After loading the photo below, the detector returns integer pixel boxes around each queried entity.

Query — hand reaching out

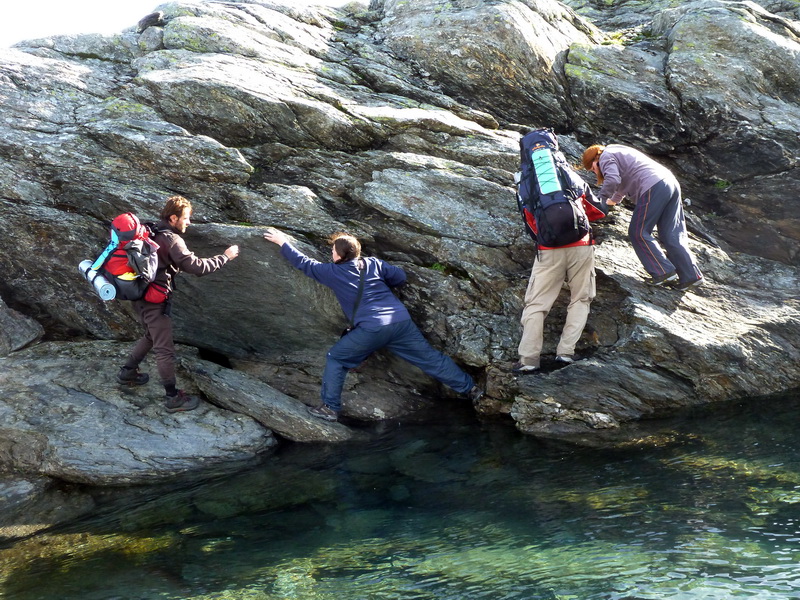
[263,227,288,246]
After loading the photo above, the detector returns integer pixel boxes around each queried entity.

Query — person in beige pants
[514,148,608,373]
[516,245,596,372]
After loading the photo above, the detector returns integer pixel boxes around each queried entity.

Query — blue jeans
[321,319,475,411]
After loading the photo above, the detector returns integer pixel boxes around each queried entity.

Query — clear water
[3,392,800,600]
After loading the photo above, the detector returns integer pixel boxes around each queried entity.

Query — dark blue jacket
[281,243,411,327]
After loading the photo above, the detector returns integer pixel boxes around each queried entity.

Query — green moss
[568,45,598,66]
[98,98,159,120]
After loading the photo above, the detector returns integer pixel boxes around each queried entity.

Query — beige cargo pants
[518,244,595,367]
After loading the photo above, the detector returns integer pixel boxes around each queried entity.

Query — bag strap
[91,230,120,270]
[347,258,366,329]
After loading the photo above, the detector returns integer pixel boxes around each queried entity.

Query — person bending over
[582,143,703,290]
[263,227,483,422]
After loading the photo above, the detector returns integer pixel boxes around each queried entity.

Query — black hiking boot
[673,276,704,291]
[164,390,200,413]
[643,271,678,286]
[117,366,149,386]
[467,385,485,402]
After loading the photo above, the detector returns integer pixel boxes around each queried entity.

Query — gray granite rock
[0,341,276,485]
[0,0,797,449]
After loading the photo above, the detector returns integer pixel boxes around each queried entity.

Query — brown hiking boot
[117,366,149,386]
[307,405,338,422]
[164,390,200,413]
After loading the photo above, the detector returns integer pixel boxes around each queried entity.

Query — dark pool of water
[3,392,800,599]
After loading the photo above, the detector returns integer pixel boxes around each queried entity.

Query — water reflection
[2,392,800,599]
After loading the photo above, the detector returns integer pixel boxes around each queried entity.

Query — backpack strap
[144,222,165,236]
[346,259,366,330]
[91,229,120,270]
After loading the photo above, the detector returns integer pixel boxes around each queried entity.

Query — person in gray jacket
[582,144,703,290]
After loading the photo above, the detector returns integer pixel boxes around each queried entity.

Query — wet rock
[0,477,95,540]
[185,357,361,442]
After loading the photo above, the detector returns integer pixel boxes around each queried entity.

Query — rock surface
[482,205,800,443]
[0,0,799,500]
[0,297,43,356]
[0,341,275,486]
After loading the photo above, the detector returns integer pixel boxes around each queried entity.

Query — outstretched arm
[168,235,236,276]
[263,227,289,246]
[263,227,336,285]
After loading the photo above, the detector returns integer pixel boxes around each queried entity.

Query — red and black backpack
[91,213,160,301]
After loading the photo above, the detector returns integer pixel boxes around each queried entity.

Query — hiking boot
[307,405,339,422]
[467,385,485,402]
[555,355,575,364]
[164,390,200,413]
[644,271,678,286]
[674,276,704,291]
[117,366,149,386]
[512,361,540,374]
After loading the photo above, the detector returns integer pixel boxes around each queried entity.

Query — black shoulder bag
[341,258,366,337]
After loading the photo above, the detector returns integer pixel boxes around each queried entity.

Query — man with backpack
[581,143,703,290]
[513,129,608,374]
[117,195,239,412]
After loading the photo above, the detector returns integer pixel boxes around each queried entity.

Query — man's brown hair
[328,232,361,263]
[160,195,192,221]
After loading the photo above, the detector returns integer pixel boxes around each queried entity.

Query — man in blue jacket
[263,228,483,421]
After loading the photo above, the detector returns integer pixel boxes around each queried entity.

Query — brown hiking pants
[126,300,176,388]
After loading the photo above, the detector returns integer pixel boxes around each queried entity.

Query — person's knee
[326,351,363,373]
[521,310,548,325]
[567,298,593,312]
[325,351,344,366]
[628,225,650,242]
[152,346,175,362]
[572,293,593,304]
[660,234,684,252]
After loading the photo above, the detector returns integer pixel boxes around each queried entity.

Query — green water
[3,392,800,599]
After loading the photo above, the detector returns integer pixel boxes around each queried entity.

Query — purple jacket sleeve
[280,242,337,285]
[379,261,407,288]
[598,153,624,203]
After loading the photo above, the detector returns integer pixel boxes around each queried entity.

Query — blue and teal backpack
[516,128,591,248]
